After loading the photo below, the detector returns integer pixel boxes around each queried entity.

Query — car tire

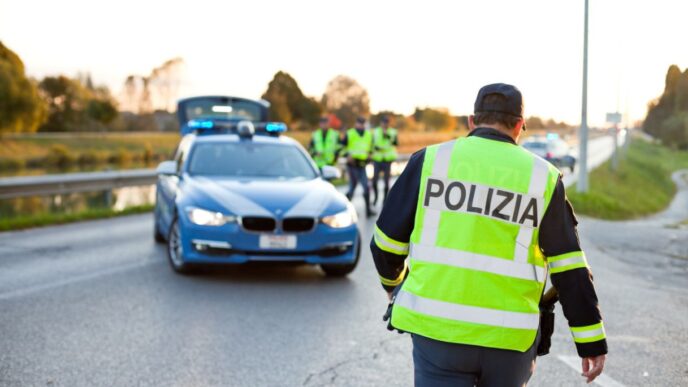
[166,217,196,275]
[154,219,166,243]
[321,235,361,277]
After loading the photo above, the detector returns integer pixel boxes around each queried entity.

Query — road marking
[0,260,157,301]
[557,355,627,387]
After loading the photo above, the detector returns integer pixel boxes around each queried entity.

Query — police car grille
[241,217,276,232]
[282,217,315,232]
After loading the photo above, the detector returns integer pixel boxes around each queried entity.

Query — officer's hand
[387,291,393,302]
[581,355,606,383]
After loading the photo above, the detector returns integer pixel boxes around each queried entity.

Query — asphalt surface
[2,135,686,386]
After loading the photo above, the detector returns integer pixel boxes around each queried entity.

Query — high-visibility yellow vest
[346,128,373,161]
[391,136,560,352]
[372,127,398,162]
[312,128,340,167]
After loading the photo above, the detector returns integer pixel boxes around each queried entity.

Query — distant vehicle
[154,96,360,276]
[521,135,576,172]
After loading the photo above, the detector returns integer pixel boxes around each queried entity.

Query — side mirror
[321,165,341,181]
[156,160,177,175]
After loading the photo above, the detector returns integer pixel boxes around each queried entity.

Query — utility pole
[577,0,590,193]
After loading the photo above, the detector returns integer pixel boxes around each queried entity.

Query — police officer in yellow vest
[372,116,398,205]
[371,84,607,386]
[342,116,376,217]
[308,116,341,169]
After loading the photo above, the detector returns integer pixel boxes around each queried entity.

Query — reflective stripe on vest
[347,129,373,160]
[391,136,559,352]
[372,127,398,162]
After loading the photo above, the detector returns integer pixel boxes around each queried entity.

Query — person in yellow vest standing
[371,116,398,206]
[308,116,341,169]
[371,84,607,386]
[342,116,376,217]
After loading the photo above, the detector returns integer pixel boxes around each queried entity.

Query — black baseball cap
[474,83,525,119]
[319,116,329,123]
[380,116,390,124]
[356,116,366,124]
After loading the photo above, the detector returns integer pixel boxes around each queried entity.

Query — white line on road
[0,260,157,301]
[557,355,627,387]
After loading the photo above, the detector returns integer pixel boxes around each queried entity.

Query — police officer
[370,83,607,386]
[342,116,376,217]
[371,116,398,205]
[309,116,341,169]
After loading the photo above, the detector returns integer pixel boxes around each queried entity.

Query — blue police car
[154,96,360,276]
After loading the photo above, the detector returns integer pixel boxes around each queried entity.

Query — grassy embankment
[0,205,153,232]
[0,132,181,175]
[568,138,688,220]
[1,131,459,176]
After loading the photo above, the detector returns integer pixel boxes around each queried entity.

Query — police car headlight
[186,207,236,226]
[322,204,357,228]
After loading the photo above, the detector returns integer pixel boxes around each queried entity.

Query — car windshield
[187,142,318,180]
[185,99,262,122]
[523,142,547,149]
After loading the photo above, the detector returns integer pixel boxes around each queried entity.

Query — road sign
[606,112,622,124]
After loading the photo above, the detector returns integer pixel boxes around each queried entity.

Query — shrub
[45,144,76,168]
[109,148,133,165]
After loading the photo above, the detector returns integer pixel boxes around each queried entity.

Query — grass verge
[568,139,688,219]
[0,205,153,232]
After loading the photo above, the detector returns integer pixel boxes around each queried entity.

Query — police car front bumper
[178,220,359,265]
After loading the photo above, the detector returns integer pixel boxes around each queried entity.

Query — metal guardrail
[0,154,412,200]
[0,170,158,200]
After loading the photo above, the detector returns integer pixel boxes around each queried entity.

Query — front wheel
[321,235,361,277]
[167,218,196,275]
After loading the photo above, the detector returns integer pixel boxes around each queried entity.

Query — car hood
[184,176,345,218]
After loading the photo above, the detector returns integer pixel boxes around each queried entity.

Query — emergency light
[183,118,288,137]
[187,119,214,129]
[265,122,287,133]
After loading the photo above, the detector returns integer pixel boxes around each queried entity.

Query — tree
[413,107,456,131]
[525,116,545,129]
[0,41,46,134]
[120,57,185,114]
[38,75,118,132]
[644,65,688,149]
[261,71,321,129]
[321,75,370,129]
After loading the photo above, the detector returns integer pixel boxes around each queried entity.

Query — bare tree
[321,75,370,129]
[119,57,185,114]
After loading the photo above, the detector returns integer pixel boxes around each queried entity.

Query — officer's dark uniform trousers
[412,331,540,387]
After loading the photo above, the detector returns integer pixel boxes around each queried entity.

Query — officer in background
[371,116,398,205]
[308,116,341,169]
[342,116,376,217]
[370,83,607,386]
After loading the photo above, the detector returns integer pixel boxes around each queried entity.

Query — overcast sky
[1,0,687,126]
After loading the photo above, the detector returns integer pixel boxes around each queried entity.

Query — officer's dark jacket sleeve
[369,149,425,292]
[540,177,608,358]
[307,138,315,154]
[339,133,349,156]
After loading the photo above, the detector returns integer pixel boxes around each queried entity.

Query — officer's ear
[512,118,526,140]
[468,115,476,130]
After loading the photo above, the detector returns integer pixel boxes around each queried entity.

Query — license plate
[259,234,297,249]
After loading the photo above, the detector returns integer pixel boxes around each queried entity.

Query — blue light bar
[187,119,214,129]
[546,133,559,140]
[265,122,287,133]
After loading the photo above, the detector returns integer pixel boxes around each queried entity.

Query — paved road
[4,135,685,386]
